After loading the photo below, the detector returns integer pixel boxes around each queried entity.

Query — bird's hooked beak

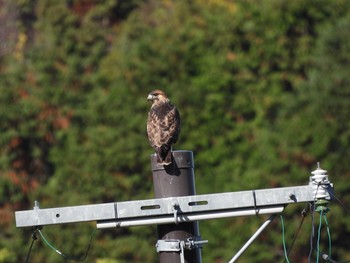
[147,94,155,101]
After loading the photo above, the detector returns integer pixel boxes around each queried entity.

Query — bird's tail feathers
[156,146,173,165]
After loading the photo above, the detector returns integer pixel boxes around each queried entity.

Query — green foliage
[1,0,350,262]
[274,12,350,261]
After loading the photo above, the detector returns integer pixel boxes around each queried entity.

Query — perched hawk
[147,90,180,165]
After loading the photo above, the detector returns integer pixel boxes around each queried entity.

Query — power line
[324,215,332,259]
[326,188,350,214]
[37,228,96,261]
[316,210,323,263]
[25,228,38,263]
[308,202,315,263]
[25,227,96,262]
[280,215,290,263]
[282,204,309,263]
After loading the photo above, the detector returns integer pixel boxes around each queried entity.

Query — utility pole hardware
[15,152,333,262]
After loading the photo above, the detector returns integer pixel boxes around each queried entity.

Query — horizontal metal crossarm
[15,184,323,228]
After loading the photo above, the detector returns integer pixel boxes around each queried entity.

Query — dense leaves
[1,0,349,262]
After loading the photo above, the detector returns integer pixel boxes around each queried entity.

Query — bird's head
[147,90,169,104]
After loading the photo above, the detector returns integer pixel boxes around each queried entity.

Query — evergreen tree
[0,0,349,262]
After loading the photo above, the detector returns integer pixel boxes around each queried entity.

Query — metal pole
[228,215,276,263]
[151,150,202,263]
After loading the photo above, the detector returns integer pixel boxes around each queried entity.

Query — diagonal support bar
[228,215,277,263]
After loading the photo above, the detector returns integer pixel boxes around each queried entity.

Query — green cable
[37,228,96,261]
[323,215,332,259]
[316,210,323,263]
[38,230,64,257]
[280,215,290,263]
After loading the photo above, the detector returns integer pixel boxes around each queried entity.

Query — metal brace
[156,236,208,263]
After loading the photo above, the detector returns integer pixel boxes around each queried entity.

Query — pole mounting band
[156,239,181,252]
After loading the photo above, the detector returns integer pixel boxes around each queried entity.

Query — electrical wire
[25,239,36,263]
[307,177,350,263]
[316,210,323,263]
[282,204,309,263]
[323,215,332,259]
[307,180,323,263]
[320,182,350,263]
[325,188,350,214]
[37,228,96,261]
[25,228,38,263]
[308,196,317,263]
[319,215,336,263]
[280,215,290,263]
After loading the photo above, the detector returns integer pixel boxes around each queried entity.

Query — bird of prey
[147,90,180,165]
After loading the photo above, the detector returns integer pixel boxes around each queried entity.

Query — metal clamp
[156,239,185,263]
[184,236,208,250]
[156,237,208,263]
[172,201,180,225]
[156,239,181,252]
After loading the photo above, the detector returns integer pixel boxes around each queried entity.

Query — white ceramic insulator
[310,167,330,199]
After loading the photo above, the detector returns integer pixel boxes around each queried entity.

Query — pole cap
[151,150,194,172]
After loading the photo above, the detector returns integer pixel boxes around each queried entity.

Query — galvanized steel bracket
[156,239,181,252]
[156,237,208,263]
[156,236,207,253]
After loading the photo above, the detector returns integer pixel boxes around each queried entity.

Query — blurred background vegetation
[1,0,350,262]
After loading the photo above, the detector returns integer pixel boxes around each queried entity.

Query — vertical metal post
[151,150,202,263]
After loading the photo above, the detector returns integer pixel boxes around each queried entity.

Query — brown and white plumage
[147,90,180,165]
